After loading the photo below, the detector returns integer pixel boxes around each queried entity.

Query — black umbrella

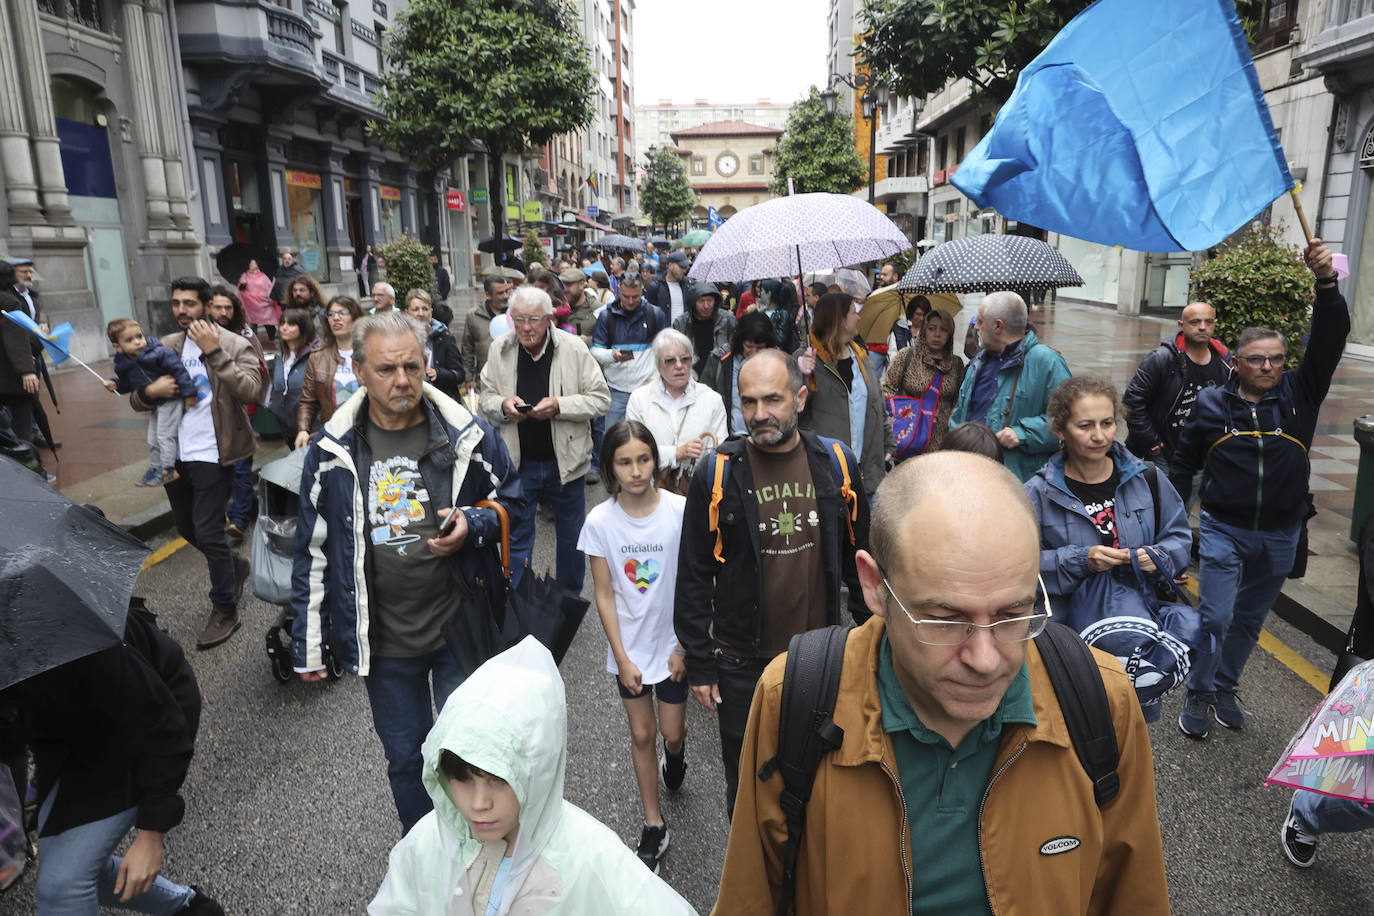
[598,233,646,253]
[477,235,524,254]
[647,235,671,246]
[441,501,589,677]
[215,242,277,285]
[0,456,151,690]
[897,234,1084,296]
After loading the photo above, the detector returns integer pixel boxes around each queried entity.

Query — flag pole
[1289,187,1314,243]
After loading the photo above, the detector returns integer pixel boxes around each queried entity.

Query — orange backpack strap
[708,451,730,564]
[827,440,858,544]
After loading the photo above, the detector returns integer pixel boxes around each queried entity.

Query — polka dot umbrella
[897,234,1084,296]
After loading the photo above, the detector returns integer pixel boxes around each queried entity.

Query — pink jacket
[238,269,277,325]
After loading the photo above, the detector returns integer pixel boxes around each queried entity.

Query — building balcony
[1298,2,1374,84]
[178,0,326,107]
[321,50,383,116]
[854,175,929,206]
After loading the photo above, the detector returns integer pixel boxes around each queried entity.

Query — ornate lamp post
[820,72,889,205]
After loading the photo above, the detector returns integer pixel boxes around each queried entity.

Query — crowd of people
[0,230,1357,914]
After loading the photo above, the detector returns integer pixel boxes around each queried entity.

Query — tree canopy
[768,88,867,196]
[372,0,596,234]
[641,149,695,231]
[857,0,1090,103]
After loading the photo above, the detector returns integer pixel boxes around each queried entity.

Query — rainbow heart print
[624,557,661,594]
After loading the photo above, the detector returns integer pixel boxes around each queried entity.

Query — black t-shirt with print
[1167,353,1229,442]
[1066,467,1121,548]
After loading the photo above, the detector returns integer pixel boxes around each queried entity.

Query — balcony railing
[1329,0,1374,27]
[351,18,378,44]
[266,7,314,56]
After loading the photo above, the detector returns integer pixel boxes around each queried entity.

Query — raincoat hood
[422,637,567,888]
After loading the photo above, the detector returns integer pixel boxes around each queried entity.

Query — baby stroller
[252,449,343,683]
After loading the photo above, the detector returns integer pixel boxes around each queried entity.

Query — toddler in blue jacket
[102,317,198,487]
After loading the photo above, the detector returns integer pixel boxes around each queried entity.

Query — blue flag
[707,206,723,230]
[3,309,73,364]
[952,0,1293,252]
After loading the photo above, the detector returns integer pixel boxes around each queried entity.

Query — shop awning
[575,214,615,232]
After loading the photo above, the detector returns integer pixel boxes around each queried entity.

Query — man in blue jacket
[949,291,1072,482]
[1172,238,1350,740]
[291,312,525,833]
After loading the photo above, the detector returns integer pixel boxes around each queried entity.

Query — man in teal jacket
[950,291,1072,481]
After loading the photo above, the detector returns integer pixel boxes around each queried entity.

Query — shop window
[285,170,329,280]
[379,185,402,241]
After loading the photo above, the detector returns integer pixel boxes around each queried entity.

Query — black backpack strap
[1034,622,1120,807]
[1144,464,1161,531]
[756,625,848,916]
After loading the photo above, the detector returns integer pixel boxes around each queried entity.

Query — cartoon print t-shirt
[577,491,685,684]
[177,337,219,464]
[333,349,358,407]
[748,438,828,656]
[1067,469,1121,548]
[364,415,460,658]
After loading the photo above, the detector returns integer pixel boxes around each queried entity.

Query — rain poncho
[368,637,698,916]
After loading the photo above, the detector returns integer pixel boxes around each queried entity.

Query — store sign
[523,200,542,222]
[471,187,490,204]
[380,185,402,201]
[932,169,946,187]
[587,204,599,218]
[506,204,521,221]
[539,236,553,252]
[446,189,466,211]
[286,170,321,189]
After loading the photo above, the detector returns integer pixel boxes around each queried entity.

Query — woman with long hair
[269,308,319,446]
[295,295,365,448]
[881,308,965,456]
[402,288,464,399]
[701,310,778,436]
[796,292,893,495]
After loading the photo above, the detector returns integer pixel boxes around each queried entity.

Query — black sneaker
[1281,795,1317,868]
[661,738,686,793]
[635,822,670,874]
[1178,690,1212,739]
[181,886,227,915]
[1214,689,1246,730]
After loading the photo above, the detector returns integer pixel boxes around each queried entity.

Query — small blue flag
[3,309,73,364]
[952,0,1293,252]
[707,206,723,230]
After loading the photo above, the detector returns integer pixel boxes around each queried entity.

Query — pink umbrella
[1267,660,1374,802]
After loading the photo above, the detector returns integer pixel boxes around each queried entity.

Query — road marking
[142,537,188,570]
[1173,576,1327,693]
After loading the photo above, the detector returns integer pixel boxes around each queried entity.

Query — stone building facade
[668,120,782,224]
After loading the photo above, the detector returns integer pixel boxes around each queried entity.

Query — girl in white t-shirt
[576,420,687,875]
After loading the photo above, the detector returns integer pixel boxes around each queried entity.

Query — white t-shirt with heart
[577,491,685,684]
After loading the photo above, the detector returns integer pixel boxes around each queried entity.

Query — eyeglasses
[510,315,546,326]
[326,310,352,320]
[1239,354,1284,367]
[881,574,1053,646]
[661,356,691,367]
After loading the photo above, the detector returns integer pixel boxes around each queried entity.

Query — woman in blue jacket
[268,308,319,447]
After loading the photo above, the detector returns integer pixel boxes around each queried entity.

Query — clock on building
[716,153,739,177]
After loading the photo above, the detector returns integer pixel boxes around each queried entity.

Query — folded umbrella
[687,193,910,283]
[0,456,150,690]
[1267,659,1374,803]
[897,234,1083,297]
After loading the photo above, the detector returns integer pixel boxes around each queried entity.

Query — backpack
[758,621,1119,916]
[706,435,859,564]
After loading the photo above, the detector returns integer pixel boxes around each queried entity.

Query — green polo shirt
[876,633,1037,915]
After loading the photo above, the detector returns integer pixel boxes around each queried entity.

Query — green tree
[377,235,434,303]
[640,149,694,233]
[372,0,596,238]
[1190,225,1313,366]
[769,88,868,196]
[857,0,1091,103]
[522,228,548,267]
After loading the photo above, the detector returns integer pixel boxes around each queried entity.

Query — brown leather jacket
[296,343,347,435]
[129,327,260,466]
[715,616,1170,916]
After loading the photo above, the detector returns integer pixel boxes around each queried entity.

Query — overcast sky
[633,0,831,107]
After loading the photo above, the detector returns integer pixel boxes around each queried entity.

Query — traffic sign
[587,205,599,218]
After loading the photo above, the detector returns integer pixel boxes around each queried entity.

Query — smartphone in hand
[515,403,534,414]
[437,504,463,538]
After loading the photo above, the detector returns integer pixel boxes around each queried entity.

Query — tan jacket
[296,343,346,435]
[477,330,610,484]
[130,327,259,466]
[715,616,1170,916]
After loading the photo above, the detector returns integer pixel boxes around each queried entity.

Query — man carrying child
[104,318,198,487]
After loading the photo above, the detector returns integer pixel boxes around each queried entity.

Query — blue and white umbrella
[687,193,910,283]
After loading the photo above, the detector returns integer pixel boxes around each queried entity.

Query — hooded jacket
[1168,282,1350,530]
[290,385,524,676]
[269,337,321,438]
[425,316,466,399]
[1122,333,1231,458]
[950,328,1073,482]
[880,312,965,453]
[368,637,698,915]
[795,334,895,495]
[714,616,1170,916]
[1025,443,1192,599]
[671,282,735,374]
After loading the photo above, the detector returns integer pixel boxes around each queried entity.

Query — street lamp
[823,71,887,205]
[644,145,661,235]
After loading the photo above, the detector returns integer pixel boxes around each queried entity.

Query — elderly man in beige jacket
[478,285,609,592]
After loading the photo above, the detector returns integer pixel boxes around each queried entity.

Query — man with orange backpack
[674,349,870,816]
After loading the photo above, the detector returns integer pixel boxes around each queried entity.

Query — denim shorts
[615,674,689,703]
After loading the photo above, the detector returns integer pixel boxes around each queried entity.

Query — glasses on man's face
[511,315,545,327]
[326,310,352,320]
[881,574,1052,646]
[1239,354,1284,368]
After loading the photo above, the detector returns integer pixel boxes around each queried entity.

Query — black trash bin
[1353,415,1374,542]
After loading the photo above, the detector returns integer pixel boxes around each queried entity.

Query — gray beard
[748,411,798,447]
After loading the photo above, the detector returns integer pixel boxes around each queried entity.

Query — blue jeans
[35,785,194,915]
[606,386,632,430]
[364,648,466,834]
[227,455,257,526]
[511,459,586,594]
[1187,511,1301,694]
[590,414,606,473]
[1294,789,1374,836]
